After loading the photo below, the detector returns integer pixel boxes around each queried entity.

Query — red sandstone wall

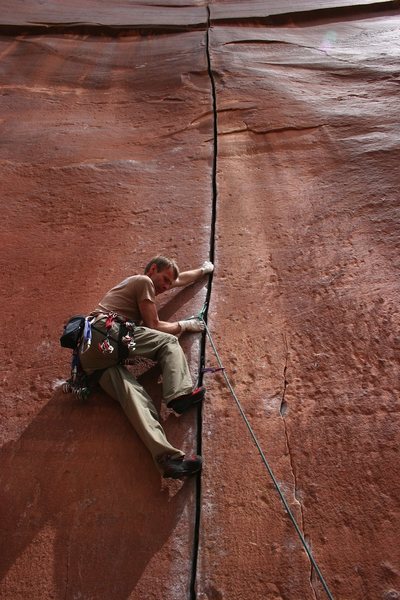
[0,24,213,600]
[1,2,399,599]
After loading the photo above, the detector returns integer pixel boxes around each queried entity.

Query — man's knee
[163,332,179,344]
[135,326,177,345]
[148,329,179,348]
[151,329,177,344]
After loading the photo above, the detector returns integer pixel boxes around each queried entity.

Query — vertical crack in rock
[279,334,289,419]
[64,533,71,600]
[279,335,303,513]
[190,5,218,599]
[280,334,318,599]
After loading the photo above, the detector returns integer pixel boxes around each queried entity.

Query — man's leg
[131,327,194,402]
[98,365,184,471]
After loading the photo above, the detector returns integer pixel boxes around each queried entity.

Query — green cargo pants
[79,320,194,470]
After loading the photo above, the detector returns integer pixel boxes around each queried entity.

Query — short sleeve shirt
[94,275,155,323]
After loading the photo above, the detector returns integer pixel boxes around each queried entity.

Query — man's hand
[201,260,214,275]
[173,261,214,288]
[179,318,205,333]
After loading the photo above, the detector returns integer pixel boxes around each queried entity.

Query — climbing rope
[198,313,335,600]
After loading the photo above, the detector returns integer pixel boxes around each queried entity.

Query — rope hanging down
[198,314,335,600]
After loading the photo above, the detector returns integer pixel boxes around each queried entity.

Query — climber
[78,256,214,479]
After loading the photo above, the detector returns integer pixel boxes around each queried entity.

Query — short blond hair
[144,256,179,280]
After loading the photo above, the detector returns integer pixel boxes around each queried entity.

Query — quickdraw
[80,317,93,353]
[98,313,135,355]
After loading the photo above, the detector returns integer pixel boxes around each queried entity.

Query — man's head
[144,256,179,295]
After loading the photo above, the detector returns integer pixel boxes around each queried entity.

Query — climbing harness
[198,311,335,600]
[60,312,136,401]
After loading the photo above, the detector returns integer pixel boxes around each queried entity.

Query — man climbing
[78,256,214,479]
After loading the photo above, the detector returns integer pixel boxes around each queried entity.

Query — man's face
[147,264,175,295]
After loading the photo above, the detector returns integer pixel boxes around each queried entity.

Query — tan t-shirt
[94,275,155,323]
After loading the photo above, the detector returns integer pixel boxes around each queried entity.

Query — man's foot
[167,386,206,414]
[158,454,203,479]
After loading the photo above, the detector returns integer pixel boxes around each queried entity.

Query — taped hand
[179,318,205,333]
[201,260,214,275]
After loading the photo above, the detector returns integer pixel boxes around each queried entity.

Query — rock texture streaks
[198,8,400,600]
[0,25,213,600]
[1,1,400,600]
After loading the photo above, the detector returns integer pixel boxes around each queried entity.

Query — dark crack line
[189,6,218,600]
[280,348,300,517]
[217,124,328,137]
[189,11,336,598]
[280,334,319,600]
[279,333,289,418]
[0,23,207,36]
[212,1,399,28]
[64,533,71,600]
[2,0,397,38]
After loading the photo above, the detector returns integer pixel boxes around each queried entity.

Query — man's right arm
[139,299,205,335]
[139,299,182,335]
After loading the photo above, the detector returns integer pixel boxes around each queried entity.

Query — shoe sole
[163,469,202,480]
[168,387,206,414]
[163,467,202,479]
[163,460,203,479]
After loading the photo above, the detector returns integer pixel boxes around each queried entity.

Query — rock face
[199,12,400,600]
[1,2,399,600]
[0,25,213,600]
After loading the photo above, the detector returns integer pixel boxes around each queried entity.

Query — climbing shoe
[158,454,203,479]
[167,386,206,414]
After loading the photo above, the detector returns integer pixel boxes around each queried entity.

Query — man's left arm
[172,261,214,288]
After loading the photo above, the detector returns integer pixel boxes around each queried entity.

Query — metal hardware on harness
[80,317,93,354]
[98,338,114,354]
[92,313,136,357]
[122,334,136,351]
[98,312,118,355]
